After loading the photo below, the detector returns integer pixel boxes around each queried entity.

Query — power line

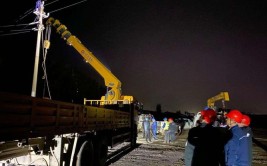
[0,30,32,37]
[0,23,34,28]
[1,0,86,29]
[45,0,60,7]
[0,22,36,37]
[10,28,33,32]
[16,7,35,23]
[49,0,87,14]
[15,0,59,23]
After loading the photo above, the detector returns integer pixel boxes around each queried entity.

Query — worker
[163,117,170,143]
[161,117,168,135]
[168,118,178,143]
[224,109,250,166]
[184,109,229,166]
[143,116,152,143]
[151,117,158,140]
[238,114,253,166]
[141,115,146,138]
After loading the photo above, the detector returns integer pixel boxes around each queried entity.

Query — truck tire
[76,140,94,166]
[93,138,108,166]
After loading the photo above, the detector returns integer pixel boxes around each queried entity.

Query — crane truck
[0,17,140,166]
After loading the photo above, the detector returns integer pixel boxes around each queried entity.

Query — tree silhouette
[156,104,162,114]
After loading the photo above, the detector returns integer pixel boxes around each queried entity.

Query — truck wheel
[94,138,108,166]
[76,140,94,166]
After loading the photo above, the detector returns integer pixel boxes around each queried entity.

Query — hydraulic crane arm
[207,92,230,109]
[193,92,230,127]
[46,17,122,101]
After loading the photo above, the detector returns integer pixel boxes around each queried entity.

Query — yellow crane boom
[46,17,133,104]
[207,92,230,109]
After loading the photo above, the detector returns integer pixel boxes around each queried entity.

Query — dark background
[0,0,267,114]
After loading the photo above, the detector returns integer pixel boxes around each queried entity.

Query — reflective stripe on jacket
[163,121,170,130]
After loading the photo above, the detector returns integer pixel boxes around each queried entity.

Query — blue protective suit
[151,119,157,139]
[143,118,151,142]
[224,125,250,166]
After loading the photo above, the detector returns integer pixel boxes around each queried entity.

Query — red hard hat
[168,118,173,122]
[241,114,251,126]
[226,109,243,123]
[202,109,217,124]
[200,110,206,116]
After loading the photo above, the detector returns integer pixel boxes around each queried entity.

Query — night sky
[0,0,267,114]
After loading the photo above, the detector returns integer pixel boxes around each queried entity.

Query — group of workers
[141,109,252,165]
[162,117,178,143]
[142,114,178,143]
[142,115,178,144]
[142,114,158,143]
[184,109,253,166]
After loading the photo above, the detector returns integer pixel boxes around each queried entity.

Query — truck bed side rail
[0,92,131,141]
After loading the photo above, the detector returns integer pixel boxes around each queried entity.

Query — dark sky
[0,0,267,114]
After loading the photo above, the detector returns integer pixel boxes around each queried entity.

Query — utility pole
[31,0,49,97]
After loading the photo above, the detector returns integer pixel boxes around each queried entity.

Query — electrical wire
[0,19,37,37]
[41,24,52,99]
[1,0,86,34]
[50,146,60,166]
[15,0,54,23]
[15,0,58,24]
[29,157,49,166]
[16,7,35,23]
[48,0,87,14]
[45,0,60,7]
[0,23,33,28]
[10,28,34,32]
[0,30,32,36]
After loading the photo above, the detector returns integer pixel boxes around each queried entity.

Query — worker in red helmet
[238,114,253,166]
[224,109,250,166]
[164,118,175,143]
[240,114,251,126]
[168,118,178,143]
[184,109,228,166]
[202,109,217,124]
